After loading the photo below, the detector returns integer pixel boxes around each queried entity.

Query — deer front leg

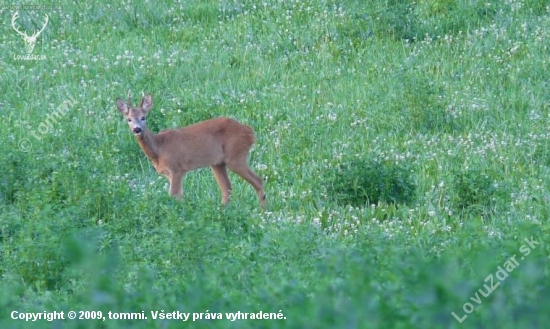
[168,172,184,200]
[227,161,266,209]
[211,164,232,205]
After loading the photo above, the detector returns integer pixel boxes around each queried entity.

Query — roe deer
[116,93,266,209]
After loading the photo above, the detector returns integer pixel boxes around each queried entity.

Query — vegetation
[1,0,549,328]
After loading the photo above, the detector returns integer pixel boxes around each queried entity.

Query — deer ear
[140,94,153,112]
[116,99,129,115]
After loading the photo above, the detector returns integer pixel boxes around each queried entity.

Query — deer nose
[133,127,142,134]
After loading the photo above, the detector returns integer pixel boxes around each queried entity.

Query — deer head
[12,11,49,54]
[117,93,153,136]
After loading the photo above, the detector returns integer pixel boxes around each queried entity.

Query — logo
[11,11,48,56]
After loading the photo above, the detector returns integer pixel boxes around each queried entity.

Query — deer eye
[141,117,146,121]
[127,118,132,122]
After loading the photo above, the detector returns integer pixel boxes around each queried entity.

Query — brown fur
[116,94,266,209]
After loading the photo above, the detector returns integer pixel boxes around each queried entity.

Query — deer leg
[168,172,184,200]
[227,161,266,209]
[211,164,232,204]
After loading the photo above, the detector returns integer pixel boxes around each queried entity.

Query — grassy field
[1,0,549,328]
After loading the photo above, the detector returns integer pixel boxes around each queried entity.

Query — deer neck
[135,127,160,161]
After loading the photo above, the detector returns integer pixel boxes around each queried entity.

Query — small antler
[31,14,49,38]
[126,90,132,106]
[11,11,27,37]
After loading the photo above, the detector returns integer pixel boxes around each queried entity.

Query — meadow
[1,0,549,328]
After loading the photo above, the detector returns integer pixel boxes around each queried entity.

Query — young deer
[116,94,266,209]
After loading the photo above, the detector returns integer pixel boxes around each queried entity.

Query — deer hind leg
[211,164,232,204]
[168,172,185,200]
[227,159,266,209]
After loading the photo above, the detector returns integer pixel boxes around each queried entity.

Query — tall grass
[1,0,549,328]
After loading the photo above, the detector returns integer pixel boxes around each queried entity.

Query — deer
[11,11,49,54]
[116,93,266,209]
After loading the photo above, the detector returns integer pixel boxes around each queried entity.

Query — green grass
[1,0,550,328]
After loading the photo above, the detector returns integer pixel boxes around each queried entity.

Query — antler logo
[11,11,49,54]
